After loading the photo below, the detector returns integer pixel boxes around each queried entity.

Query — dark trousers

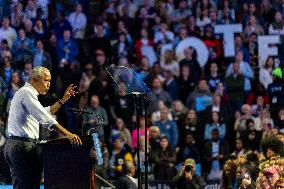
[4,139,41,189]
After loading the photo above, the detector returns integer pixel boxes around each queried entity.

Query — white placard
[258,35,280,67]
[214,24,243,57]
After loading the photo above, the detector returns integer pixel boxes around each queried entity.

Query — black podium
[40,136,94,189]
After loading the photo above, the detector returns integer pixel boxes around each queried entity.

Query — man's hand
[61,84,78,103]
[66,132,82,147]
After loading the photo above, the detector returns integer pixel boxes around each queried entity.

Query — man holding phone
[173,158,204,189]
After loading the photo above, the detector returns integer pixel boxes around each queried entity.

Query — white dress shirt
[7,83,58,139]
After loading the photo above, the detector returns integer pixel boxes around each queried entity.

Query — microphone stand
[131,92,148,189]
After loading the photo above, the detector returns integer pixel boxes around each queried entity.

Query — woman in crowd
[160,49,179,77]
[259,56,275,89]
[110,118,132,147]
[151,135,177,180]
[204,111,226,141]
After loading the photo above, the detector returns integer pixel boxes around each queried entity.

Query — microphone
[67,108,93,114]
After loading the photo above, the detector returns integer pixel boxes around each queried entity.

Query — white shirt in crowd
[7,83,58,139]
[0,26,17,48]
[68,12,87,39]
[259,67,273,89]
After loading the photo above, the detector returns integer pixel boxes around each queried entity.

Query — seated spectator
[23,19,36,42]
[173,27,188,49]
[203,129,230,181]
[109,82,134,126]
[0,55,13,85]
[259,109,274,133]
[89,23,112,58]
[179,47,202,82]
[24,0,37,20]
[108,134,134,179]
[88,70,113,108]
[234,35,250,63]
[112,33,133,62]
[155,107,178,148]
[153,23,174,46]
[218,7,235,24]
[33,40,52,69]
[0,39,10,60]
[149,126,160,152]
[259,56,275,89]
[20,60,32,83]
[171,100,187,129]
[274,108,284,131]
[268,11,284,36]
[176,64,196,104]
[0,16,17,48]
[250,95,269,117]
[224,62,245,113]
[203,26,222,62]
[180,109,203,147]
[221,159,238,189]
[12,28,35,69]
[164,69,178,100]
[196,8,211,28]
[240,119,262,152]
[134,136,150,177]
[203,94,228,123]
[131,118,149,149]
[82,95,109,139]
[78,63,96,96]
[177,133,201,173]
[111,118,132,147]
[234,104,262,136]
[11,2,25,28]
[6,71,22,114]
[33,20,46,41]
[226,51,253,93]
[56,29,79,66]
[148,77,172,114]
[204,111,226,141]
[67,4,87,40]
[267,68,284,120]
[151,135,177,180]
[173,158,204,189]
[160,50,179,77]
[186,80,212,112]
[205,62,222,93]
[134,29,154,63]
[51,11,72,39]
[230,138,248,158]
[243,15,264,38]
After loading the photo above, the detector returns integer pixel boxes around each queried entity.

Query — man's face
[34,71,51,95]
[91,96,99,108]
[198,80,207,91]
[160,109,168,121]
[152,78,161,89]
[63,30,71,40]
[2,18,9,29]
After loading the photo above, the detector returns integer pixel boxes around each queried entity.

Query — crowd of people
[0,0,284,188]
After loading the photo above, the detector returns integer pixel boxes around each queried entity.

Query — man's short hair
[28,66,49,82]
[124,161,134,174]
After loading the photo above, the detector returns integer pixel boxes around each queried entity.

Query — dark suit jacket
[116,175,138,189]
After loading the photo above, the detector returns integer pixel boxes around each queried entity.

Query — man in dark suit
[116,161,138,189]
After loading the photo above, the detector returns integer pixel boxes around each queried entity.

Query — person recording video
[173,158,204,189]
